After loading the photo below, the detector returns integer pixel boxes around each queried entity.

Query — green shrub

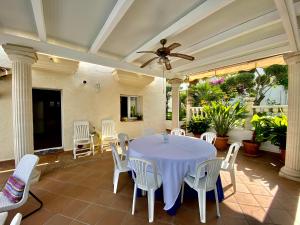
[187,115,210,134]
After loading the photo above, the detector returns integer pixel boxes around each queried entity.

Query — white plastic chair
[221,142,241,192]
[0,212,7,225]
[129,157,162,223]
[10,213,22,225]
[118,133,130,160]
[143,128,156,136]
[101,120,118,153]
[110,143,130,194]
[73,121,94,159]
[181,158,223,223]
[200,132,217,144]
[0,212,22,225]
[0,155,41,219]
[170,128,185,136]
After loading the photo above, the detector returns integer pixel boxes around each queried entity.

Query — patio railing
[251,105,288,115]
[190,107,205,117]
[189,105,288,119]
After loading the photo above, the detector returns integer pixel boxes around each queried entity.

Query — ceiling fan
[137,39,195,70]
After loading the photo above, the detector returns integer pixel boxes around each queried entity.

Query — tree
[189,82,224,106]
[253,64,288,105]
[219,64,288,105]
[220,72,255,98]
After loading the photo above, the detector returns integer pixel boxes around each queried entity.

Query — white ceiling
[0,0,299,77]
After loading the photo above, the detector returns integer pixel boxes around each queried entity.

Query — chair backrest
[102,120,116,137]
[224,142,241,170]
[13,154,39,204]
[110,143,124,170]
[143,128,155,136]
[170,128,185,136]
[74,121,90,141]
[200,132,217,144]
[10,213,22,225]
[194,158,223,190]
[129,157,158,190]
[118,133,129,155]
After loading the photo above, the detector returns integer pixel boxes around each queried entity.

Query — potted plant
[204,101,248,150]
[136,114,143,121]
[259,115,287,161]
[187,115,210,138]
[242,114,268,156]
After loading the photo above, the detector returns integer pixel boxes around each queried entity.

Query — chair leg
[132,184,137,215]
[22,191,43,220]
[113,170,120,194]
[230,169,236,192]
[198,190,206,223]
[181,182,185,203]
[91,144,95,156]
[202,190,206,223]
[214,186,220,218]
[148,190,155,223]
[73,148,76,159]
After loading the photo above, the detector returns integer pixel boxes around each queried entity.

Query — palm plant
[203,101,248,137]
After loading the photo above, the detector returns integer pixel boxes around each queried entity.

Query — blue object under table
[131,172,224,216]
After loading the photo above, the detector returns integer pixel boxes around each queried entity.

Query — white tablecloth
[128,134,216,210]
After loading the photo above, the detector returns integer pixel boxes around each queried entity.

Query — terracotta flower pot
[280,148,286,163]
[214,136,229,151]
[242,140,261,157]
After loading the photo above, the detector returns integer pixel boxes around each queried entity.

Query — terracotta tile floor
[1,149,300,225]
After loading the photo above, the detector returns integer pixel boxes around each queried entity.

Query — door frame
[32,87,64,152]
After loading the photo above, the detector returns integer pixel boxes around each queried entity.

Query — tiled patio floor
[1,149,300,225]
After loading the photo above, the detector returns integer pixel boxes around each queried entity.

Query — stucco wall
[0,63,165,161]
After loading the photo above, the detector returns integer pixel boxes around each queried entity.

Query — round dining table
[128,134,218,211]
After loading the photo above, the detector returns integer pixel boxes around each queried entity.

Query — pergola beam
[171,10,281,62]
[89,0,134,53]
[186,45,290,75]
[0,32,162,77]
[274,0,300,51]
[30,0,47,42]
[124,0,235,62]
[173,34,288,72]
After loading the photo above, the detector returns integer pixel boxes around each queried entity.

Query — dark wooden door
[32,89,62,150]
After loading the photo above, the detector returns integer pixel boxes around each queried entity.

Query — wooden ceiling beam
[124,0,235,62]
[30,0,47,42]
[89,0,134,53]
[274,0,300,51]
[0,32,162,77]
[173,34,288,72]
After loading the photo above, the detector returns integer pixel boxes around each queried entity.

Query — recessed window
[120,95,143,121]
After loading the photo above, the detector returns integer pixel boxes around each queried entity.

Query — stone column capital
[2,43,37,64]
[283,51,300,65]
[168,78,183,88]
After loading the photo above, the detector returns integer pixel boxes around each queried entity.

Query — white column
[279,52,300,182]
[3,44,37,165]
[186,92,193,123]
[168,78,182,129]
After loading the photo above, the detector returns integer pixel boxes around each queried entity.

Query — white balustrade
[190,107,205,117]
[251,105,288,115]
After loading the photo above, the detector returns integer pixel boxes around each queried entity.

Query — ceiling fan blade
[140,57,159,68]
[137,51,156,54]
[167,43,181,51]
[169,53,195,61]
[165,59,172,70]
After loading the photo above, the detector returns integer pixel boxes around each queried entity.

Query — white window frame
[120,95,142,120]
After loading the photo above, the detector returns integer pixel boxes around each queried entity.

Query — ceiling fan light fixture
[137,39,194,70]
